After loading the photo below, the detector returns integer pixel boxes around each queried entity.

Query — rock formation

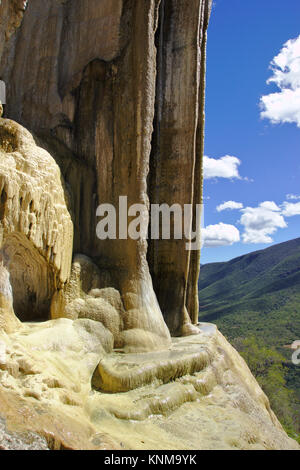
[148,0,210,335]
[0,249,21,334]
[0,118,73,321]
[0,0,27,60]
[0,0,298,451]
[0,0,211,345]
[0,320,298,450]
[0,416,49,450]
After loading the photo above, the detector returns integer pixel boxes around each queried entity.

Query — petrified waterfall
[0,0,298,451]
[0,0,212,349]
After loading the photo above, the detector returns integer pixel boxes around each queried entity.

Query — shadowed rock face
[149,0,210,334]
[0,0,212,346]
[0,0,27,59]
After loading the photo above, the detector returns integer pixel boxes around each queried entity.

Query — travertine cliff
[0,119,73,321]
[0,0,211,344]
[0,0,298,451]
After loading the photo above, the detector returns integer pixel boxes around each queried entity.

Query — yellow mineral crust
[0,321,298,450]
[0,119,73,322]
[93,341,211,393]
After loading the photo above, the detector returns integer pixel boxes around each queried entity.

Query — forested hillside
[199,238,300,440]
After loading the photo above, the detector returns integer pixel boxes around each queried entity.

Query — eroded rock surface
[51,254,125,349]
[0,0,212,341]
[0,416,49,450]
[0,0,27,59]
[148,0,211,334]
[0,257,21,334]
[0,322,298,450]
[0,318,121,450]
[0,119,73,321]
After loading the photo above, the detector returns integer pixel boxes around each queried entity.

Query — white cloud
[286,194,300,200]
[242,229,276,245]
[259,201,281,212]
[203,155,241,180]
[267,36,300,89]
[202,223,240,247]
[216,201,244,212]
[240,202,287,244]
[282,201,300,217]
[260,89,300,126]
[260,35,300,127]
[203,197,300,247]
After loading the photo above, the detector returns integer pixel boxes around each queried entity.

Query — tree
[233,337,299,440]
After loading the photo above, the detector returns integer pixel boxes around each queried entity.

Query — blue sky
[202,0,300,264]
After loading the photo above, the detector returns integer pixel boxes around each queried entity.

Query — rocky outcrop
[0,255,20,334]
[0,118,73,321]
[0,416,49,450]
[0,0,212,343]
[148,0,210,334]
[51,254,125,350]
[0,321,298,450]
[0,318,121,450]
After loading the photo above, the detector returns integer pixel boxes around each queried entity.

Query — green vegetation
[199,238,300,440]
[232,337,299,441]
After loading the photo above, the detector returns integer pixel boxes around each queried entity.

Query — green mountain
[199,237,300,347]
[198,238,300,439]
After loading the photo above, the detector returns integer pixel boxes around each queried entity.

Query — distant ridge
[199,238,300,437]
[199,237,300,344]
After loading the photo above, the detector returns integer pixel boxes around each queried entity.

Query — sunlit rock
[0,251,20,333]
[0,119,73,321]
